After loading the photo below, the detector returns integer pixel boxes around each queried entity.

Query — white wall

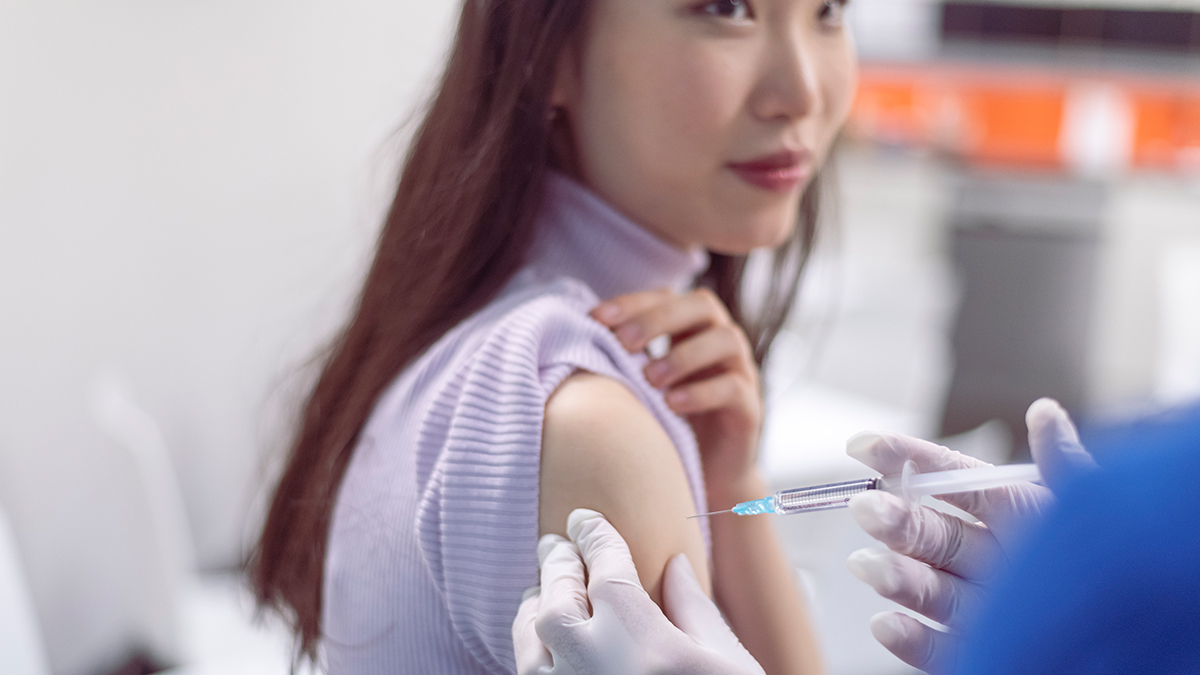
[0,2,456,673]
[848,0,942,61]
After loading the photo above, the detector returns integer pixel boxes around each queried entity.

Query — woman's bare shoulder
[539,371,710,604]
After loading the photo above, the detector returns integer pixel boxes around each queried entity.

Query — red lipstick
[727,150,812,193]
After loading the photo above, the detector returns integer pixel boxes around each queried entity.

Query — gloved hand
[513,508,765,675]
[844,398,1096,674]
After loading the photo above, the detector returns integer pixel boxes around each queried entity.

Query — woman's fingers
[644,324,751,389]
[593,289,758,416]
[664,372,757,416]
[594,289,730,353]
[591,289,675,328]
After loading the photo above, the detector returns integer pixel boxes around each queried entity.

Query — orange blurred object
[1131,90,1200,170]
[959,85,1064,168]
[851,63,1200,173]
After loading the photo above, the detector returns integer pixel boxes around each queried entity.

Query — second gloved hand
[513,509,765,675]
[844,398,1095,674]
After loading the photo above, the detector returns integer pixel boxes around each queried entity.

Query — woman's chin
[704,222,796,256]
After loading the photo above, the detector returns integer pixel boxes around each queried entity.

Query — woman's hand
[591,288,763,503]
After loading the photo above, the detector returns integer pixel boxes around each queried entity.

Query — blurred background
[0,1,1197,674]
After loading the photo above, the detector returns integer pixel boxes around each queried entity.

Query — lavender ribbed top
[322,172,711,674]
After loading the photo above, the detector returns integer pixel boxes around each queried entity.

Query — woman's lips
[727,150,812,193]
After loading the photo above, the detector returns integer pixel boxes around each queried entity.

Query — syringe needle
[686,509,732,520]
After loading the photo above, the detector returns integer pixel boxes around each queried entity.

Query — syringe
[689,462,1042,518]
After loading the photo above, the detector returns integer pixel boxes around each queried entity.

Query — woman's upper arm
[539,371,711,605]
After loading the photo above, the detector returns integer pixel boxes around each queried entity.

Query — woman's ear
[549,38,581,113]
[547,43,583,177]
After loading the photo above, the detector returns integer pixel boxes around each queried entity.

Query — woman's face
[553,0,857,254]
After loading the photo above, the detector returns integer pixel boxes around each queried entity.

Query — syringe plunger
[722,463,1041,517]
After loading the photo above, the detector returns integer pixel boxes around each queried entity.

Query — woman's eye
[818,0,848,28]
[698,0,754,21]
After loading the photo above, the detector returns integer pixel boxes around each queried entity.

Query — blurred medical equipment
[90,374,191,667]
[91,375,302,675]
[690,463,1041,518]
[0,507,50,675]
[939,174,1101,462]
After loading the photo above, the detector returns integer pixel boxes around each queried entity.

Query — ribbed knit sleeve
[413,280,708,673]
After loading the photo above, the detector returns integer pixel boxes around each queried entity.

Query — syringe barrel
[774,478,879,515]
[877,463,1042,501]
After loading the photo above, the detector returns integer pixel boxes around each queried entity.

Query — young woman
[251,0,856,673]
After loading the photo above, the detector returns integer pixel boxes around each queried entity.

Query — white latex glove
[845,398,1095,674]
[513,508,765,675]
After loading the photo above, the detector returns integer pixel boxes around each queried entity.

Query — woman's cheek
[667,53,750,156]
[614,40,744,168]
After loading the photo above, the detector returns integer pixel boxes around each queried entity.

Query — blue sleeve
[956,403,1200,675]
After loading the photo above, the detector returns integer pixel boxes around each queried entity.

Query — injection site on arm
[540,372,711,604]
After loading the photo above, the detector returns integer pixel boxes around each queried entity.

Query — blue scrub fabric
[956,403,1200,675]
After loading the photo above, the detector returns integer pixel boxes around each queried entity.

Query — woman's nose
[749,31,820,123]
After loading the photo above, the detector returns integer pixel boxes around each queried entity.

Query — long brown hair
[250,0,825,661]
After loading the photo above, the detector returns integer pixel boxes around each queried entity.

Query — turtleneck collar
[523,171,710,301]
